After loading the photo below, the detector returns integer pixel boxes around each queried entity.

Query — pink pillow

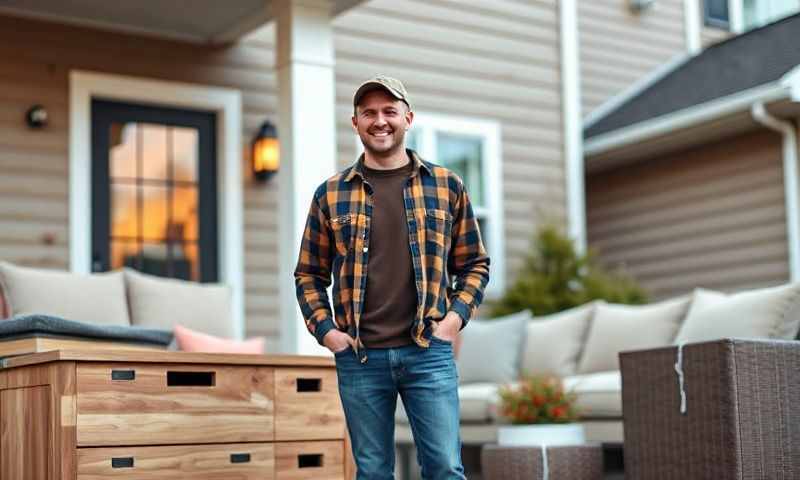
[174,324,265,354]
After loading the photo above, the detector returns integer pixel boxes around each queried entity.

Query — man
[294,75,490,480]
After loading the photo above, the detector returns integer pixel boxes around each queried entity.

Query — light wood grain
[1,385,50,480]
[0,337,165,359]
[76,363,275,446]
[344,430,356,480]
[1,349,335,369]
[274,368,345,441]
[76,443,275,479]
[275,441,343,480]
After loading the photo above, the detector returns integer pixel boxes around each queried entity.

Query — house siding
[579,0,687,117]
[0,15,281,344]
[0,0,568,341]
[702,24,732,46]
[586,130,790,300]
[332,0,567,285]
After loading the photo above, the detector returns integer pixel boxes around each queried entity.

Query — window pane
[183,242,200,281]
[140,185,169,241]
[173,127,198,182]
[437,133,484,207]
[110,123,137,178]
[172,186,199,242]
[110,239,139,270]
[141,123,168,180]
[111,183,138,240]
[705,0,729,25]
[406,129,421,151]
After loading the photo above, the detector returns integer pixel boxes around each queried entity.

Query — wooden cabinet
[0,350,354,480]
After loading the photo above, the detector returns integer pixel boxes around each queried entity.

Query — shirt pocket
[328,214,355,257]
[425,208,452,250]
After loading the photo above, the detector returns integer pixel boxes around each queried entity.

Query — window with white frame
[706,0,800,30]
[406,112,505,298]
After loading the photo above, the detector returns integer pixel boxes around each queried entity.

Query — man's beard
[359,129,405,157]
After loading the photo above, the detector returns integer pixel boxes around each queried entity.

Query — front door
[90,99,218,282]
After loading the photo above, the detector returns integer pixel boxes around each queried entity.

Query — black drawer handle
[111,457,134,468]
[230,453,251,464]
[111,370,135,381]
[298,453,323,468]
[296,378,321,392]
[167,371,215,387]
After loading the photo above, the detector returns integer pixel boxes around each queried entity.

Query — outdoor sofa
[394,281,800,448]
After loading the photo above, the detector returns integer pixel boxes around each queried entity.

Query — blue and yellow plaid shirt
[294,150,490,362]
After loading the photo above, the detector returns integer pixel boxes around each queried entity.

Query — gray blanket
[0,314,173,346]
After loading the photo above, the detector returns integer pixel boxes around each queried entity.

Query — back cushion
[0,262,130,326]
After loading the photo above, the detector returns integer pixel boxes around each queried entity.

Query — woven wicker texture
[481,444,603,480]
[621,339,800,479]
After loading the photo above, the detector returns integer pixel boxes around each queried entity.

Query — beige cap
[353,75,411,110]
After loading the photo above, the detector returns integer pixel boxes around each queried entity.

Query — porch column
[275,0,337,355]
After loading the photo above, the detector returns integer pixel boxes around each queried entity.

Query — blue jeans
[334,336,465,480]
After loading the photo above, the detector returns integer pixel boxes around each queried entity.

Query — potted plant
[495,375,584,446]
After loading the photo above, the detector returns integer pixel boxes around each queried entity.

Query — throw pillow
[174,324,264,354]
[455,310,530,384]
[125,268,235,339]
[519,301,598,378]
[674,283,800,344]
[577,295,691,374]
[0,261,130,326]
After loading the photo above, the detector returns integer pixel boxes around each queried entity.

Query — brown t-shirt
[359,159,418,348]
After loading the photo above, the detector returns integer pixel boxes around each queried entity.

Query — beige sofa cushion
[125,268,234,338]
[564,371,622,419]
[674,284,800,344]
[577,296,691,374]
[456,310,530,384]
[520,302,597,378]
[396,383,499,424]
[0,262,130,326]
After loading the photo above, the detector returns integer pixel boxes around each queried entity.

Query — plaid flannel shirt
[294,150,490,362]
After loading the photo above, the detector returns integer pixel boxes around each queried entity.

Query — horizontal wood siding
[586,130,789,300]
[579,0,687,117]
[0,16,280,344]
[333,0,567,286]
[702,25,732,46]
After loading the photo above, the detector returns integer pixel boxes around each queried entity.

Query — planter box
[620,339,800,479]
[497,423,586,447]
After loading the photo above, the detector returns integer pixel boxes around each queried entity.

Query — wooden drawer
[275,441,344,480]
[76,363,274,446]
[274,367,345,441]
[77,443,274,479]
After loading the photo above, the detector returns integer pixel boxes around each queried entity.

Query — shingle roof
[584,13,800,139]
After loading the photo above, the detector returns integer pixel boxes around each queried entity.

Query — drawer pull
[111,370,135,381]
[111,457,134,468]
[296,378,321,392]
[298,453,323,468]
[230,453,251,464]
[166,371,215,387]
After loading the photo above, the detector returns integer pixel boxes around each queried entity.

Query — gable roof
[585,12,800,139]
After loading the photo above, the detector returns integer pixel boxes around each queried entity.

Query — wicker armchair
[620,339,800,479]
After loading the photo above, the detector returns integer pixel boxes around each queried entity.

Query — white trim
[585,82,790,156]
[362,112,506,298]
[730,0,746,33]
[559,0,586,254]
[781,64,800,101]
[751,102,800,282]
[69,70,245,339]
[684,0,702,54]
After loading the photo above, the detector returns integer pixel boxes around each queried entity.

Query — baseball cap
[353,75,411,110]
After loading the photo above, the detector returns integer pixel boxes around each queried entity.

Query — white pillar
[559,0,586,254]
[275,0,337,355]
[684,0,702,55]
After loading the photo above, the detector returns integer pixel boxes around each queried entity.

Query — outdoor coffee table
[481,444,603,480]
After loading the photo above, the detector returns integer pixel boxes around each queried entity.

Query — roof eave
[584,82,791,158]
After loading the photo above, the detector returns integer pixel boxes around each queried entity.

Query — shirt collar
[344,149,432,183]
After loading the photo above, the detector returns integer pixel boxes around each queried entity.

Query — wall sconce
[252,120,279,182]
[26,105,48,129]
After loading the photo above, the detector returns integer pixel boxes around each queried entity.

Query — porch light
[252,120,279,182]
